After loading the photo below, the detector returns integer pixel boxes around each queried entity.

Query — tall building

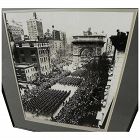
[14,41,51,76]
[27,12,43,41]
[52,30,61,40]
[52,30,67,42]
[8,20,24,42]
[52,30,67,55]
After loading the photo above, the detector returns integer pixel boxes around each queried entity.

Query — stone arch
[80,47,93,57]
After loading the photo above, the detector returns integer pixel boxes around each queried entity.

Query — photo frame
[2,8,138,131]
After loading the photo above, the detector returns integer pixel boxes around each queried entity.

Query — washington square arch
[72,28,106,69]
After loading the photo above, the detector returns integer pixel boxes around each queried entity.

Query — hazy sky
[6,11,134,42]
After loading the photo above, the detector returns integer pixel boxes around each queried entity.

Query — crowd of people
[31,70,71,87]
[23,71,71,98]
[58,77,83,87]
[54,54,111,127]
[54,77,108,127]
[54,74,102,127]
[22,89,70,116]
[21,53,111,128]
[71,69,87,77]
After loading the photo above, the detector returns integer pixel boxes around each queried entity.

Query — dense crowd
[58,77,83,87]
[21,53,111,128]
[25,71,71,96]
[71,69,87,77]
[32,71,71,87]
[22,89,70,116]
[54,54,111,127]
[54,75,101,127]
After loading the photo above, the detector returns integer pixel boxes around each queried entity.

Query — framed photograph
[2,8,138,132]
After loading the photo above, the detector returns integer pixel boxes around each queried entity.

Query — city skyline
[6,11,134,43]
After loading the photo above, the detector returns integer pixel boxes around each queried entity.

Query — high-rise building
[27,12,43,41]
[52,30,67,42]
[52,30,67,56]
[8,20,24,42]
[60,31,67,56]
[52,30,61,40]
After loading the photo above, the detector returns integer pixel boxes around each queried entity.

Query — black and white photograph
[3,9,135,131]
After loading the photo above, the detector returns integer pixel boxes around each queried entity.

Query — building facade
[27,12,43,41]
[49,40,65,62]
[52,30,61,40]
[15,64,38,83]
[8,24,24,42]
[14,41,51,76]
[51,30,67,57]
